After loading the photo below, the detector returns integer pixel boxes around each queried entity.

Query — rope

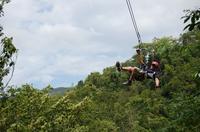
[125,0,142,47]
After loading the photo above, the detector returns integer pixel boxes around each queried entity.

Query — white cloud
[1,0,200,88]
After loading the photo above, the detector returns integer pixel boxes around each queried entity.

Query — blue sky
[2,0,200,89]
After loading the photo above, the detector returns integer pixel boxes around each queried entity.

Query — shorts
[145,69,160,80]
[140,64,146,71]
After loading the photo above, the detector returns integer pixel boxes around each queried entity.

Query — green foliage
[182,9,200,31]
[0,0,17,93]
[1,30,200,131]
[1,2,200,131]
[0,0,10,16]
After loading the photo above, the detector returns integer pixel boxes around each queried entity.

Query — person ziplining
[115,0,161,88]
[116,49,161,88]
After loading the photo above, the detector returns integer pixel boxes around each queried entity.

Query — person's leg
[121,67,136,73]
[122,67,140,85]
[116,61,138,74]
[115,62,140,85]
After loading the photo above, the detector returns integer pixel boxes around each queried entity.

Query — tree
[0,0,17,95]
[182,9,200,31]
[182,9,200,79]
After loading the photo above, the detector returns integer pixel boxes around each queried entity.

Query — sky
[1,0,200,89]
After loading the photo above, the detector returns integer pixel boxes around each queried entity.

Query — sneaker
[116,61,121,72]
[122,80,132,85]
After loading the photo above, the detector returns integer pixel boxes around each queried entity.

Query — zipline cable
[125,0,142,47]
[126,0,142,44]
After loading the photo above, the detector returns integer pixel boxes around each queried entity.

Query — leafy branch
[182,9,200,31]
[0,0,17,94]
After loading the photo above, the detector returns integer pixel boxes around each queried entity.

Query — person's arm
[155,77,160,88]
[139,54,145,65]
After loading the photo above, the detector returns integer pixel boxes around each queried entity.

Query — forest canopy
[0,29,200,131]
[0,1,200,131]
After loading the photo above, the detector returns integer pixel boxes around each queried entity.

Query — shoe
[122,80,132,85]
[116,61,121,72]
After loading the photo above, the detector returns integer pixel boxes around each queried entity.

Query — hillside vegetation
[0,30,200,131]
